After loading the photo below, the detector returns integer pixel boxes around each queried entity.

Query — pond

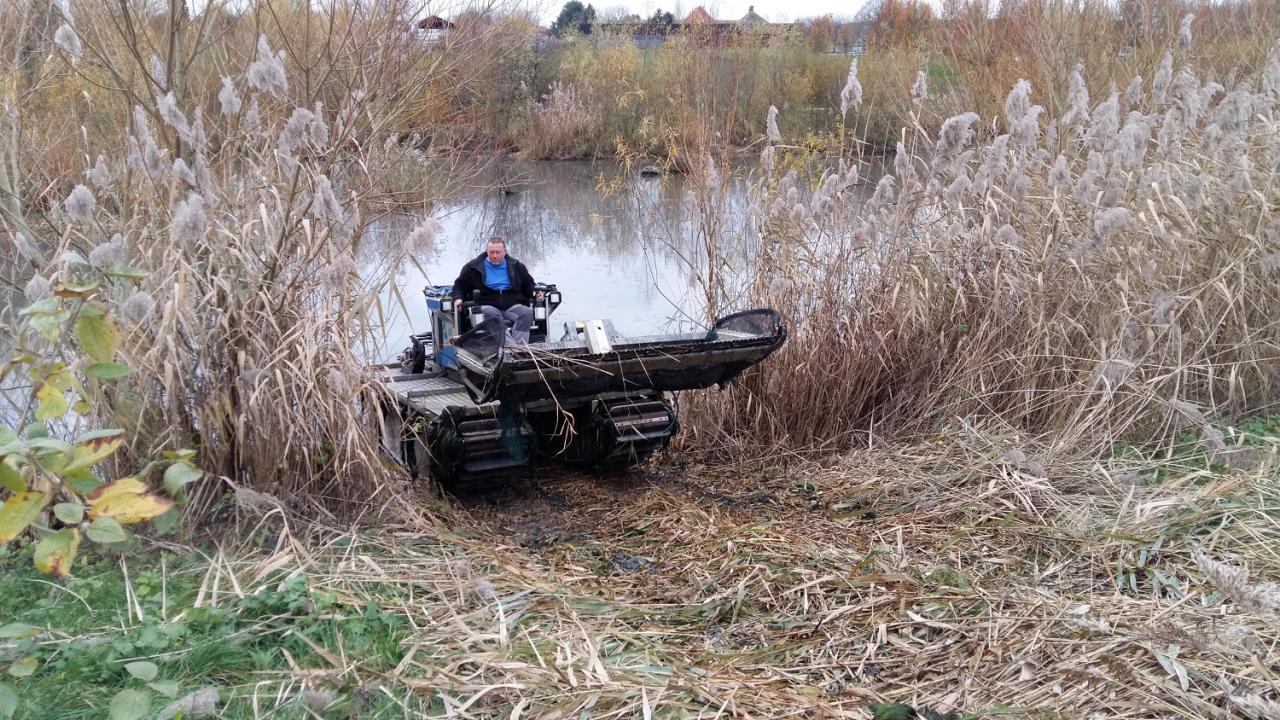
[362,160,760,360]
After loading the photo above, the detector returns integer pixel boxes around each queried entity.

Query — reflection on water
[361,161,758,360]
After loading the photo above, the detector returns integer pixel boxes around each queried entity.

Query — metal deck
[373,366,489,415]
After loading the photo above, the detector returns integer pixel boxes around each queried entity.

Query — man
[451,237,542,344]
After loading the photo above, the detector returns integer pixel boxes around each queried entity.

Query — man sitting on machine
[451,236,543,344]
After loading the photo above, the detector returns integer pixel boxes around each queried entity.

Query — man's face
[486,242,506,264]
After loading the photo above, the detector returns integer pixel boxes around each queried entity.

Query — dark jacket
[452,253,536,311]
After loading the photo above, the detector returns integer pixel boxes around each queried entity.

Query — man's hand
[453,299,463,310]
[534,291,545,302]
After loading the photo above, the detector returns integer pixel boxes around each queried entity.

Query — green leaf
[124,661,158,682]
[25,307,72,342]
[162,462,202,496]
[33,529,79,577]
[53,502,84,525]
[18,298,60,317]
[66,472,104,495]
[87,362,133,380]
[0,624,37,640]
[75,303,121,363]
[101,265,148,281]
[152,507,180,536]
[0,683,17,719]
[86,517,128,544]
[108,688,151,720]
[34,383,69,421]
[147,680,180,698]
[0,492,47,543]
[0,461,25,493]
[55,278,101,298]
[6,657,36,679]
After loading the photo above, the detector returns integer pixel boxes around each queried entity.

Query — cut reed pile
[684,22,1280,462]
[181,439,1280,717]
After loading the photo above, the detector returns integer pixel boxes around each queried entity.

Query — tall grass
[686,18,1280,462]
[0,0,505,517]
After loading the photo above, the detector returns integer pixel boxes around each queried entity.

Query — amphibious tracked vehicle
[374,284,786,492]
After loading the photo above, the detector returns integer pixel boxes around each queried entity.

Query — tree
[552,1,597,36]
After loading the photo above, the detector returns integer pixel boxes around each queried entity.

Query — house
[415,15,455,47]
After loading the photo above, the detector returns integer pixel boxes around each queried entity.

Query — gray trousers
[480,304,534,344]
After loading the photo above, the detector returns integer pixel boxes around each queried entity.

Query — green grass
[0,543,423,719]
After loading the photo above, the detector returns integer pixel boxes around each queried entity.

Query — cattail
[839,58,862,116]
[942,112,977,166]
[63,184,95,223]
[760,145,775,176]
[143,136,169,181]
[1264,43,1280,103]
[1124,75,1144,105]
[893,142,913,184]
[170,192,207,246]
[320,252,357,295]
[1012,105,1043,149]
[1087,92,1119,150]
[868,175,896,210]
[1194,552,1280,613]
[766,105,780,143]
[12,232,36,260]
[87,154,112,188]
[942,174,967,210]
[150,54,167,89]
[54,23,81,55]
[911,71,928,104]
[1047,153,1070,193]
[1153,52,1173,106]
[247,35,288,98]
[1178,13,1194,51]
[132,105,152,139]
[994,223,1020,245]
[312,175,343,222]
[185,115,207,153]
[88,234,125,268]
[1215,89,1253,133]
[976,134,1010,190]
[1004,79,1031,129]
[1093,207,1132,240]
[1062,62,1090,128]
[194,154,213,196]
[310,102,329,147]
[172,158,196,187]
[245,99,262,137]
[24,274,52,301]
[402,217,443,256]
[1113,114,1150,171]
[126,137,144,172]
[157,91,188,135]
[218,77,242,116]
[278,107,315,156]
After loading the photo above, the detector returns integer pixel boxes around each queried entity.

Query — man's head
[485,237,507,265]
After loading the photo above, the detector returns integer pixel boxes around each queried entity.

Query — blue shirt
[484,258,511,291]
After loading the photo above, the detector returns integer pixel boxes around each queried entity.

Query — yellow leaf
[34,383,69,421]
[34,529,80,577]
[0,492,48,543]
[60,430,125,475]
[88,488,172,525]
[87,477,148,504]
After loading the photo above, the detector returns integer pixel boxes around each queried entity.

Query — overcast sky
[523,0,875,25]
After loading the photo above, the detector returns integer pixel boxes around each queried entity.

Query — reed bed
[168,438,1280,718]
[683,23,1280,462]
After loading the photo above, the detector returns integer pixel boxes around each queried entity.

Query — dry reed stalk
[681,15,1280,465]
